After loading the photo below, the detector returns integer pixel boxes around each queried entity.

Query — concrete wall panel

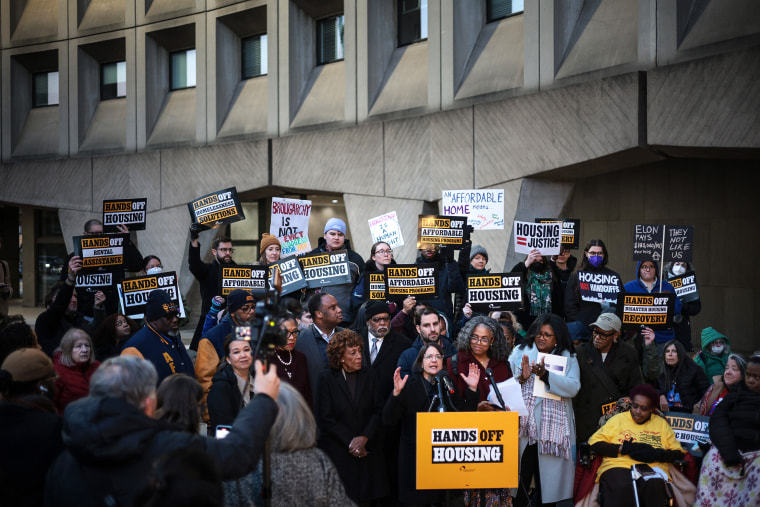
[92,151,161,211]
[291,62,346,128]
[370,43,428,116]
[384,115,431,201]
[0,158,92,210]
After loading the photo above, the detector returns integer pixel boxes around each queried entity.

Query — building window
[242,34,268,78]
[170,49,196,90]
[101,61,127,100]
[32,71,59,107]
[487,0,524,23]
[317,15,344,65]
[398,0,427,47]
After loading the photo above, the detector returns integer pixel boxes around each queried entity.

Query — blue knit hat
[324,218,346,235]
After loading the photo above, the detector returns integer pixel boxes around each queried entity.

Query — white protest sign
[270,197,312,257]
[441,189,504,230]
[513,221,561,255]
[368,211,404,249]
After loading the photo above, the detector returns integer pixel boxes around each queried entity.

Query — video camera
[234,272,288,369]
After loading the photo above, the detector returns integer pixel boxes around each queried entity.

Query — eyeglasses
[371,315,391,323]
[469,336,492,345]
[239,305,255,313]
[592,329,616,339]
[640,265,655,270]
[536,332,555,340]
[424,354,443,361]
[217,248,234,253]
[375,249,393,255]
[588,251,604,256]
[284,329,300,338]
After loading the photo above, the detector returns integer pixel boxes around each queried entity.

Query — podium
[416,411,519,490]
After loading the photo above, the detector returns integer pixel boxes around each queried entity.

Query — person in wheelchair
[588,384,686,506]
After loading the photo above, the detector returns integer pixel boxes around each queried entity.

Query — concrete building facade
[0,0,758,352]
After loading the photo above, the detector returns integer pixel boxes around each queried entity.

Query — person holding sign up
[664,261,701,352]
[415,243,464,324]
[565,239,624,327]
[623,260,682,349]
[510,249,562,331]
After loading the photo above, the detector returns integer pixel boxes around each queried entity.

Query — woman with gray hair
[447,315,513,406]
[52,328,100,413]
[694,353,748,416]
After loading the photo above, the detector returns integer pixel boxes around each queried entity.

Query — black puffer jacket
[207,363,246,435]
[709,388,760,466]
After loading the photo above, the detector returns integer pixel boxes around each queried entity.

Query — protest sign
[577,270,622,305]
[417,215,468,249]
[513,221,561,255]
[466,273,522,312]
[668,271,699,303]
[118,271,185,319]
[368,211,404,249]
[633,225,694,263]
[73,234,128,272]
[616,292,676,330]
[188,187,245,228]
[298,250,352,289]
[364,272,386,301]
[665,413,710,456]
[75,271,122,298]
[535,219,580,249]
[267,257,308,296]
[102,198,147,233]
[384,264,439,302]
[441,189,504,230]
[270,197,312,256]
[219,266,267,297]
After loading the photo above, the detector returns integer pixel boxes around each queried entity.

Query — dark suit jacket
[294,324,343,410]
[360,328,412,403]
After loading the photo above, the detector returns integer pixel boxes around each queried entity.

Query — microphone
[485,368,506,411]
[434,373,447,412]
[436,370,455,394]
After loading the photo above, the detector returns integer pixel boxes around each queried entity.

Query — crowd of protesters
[0,215,758,507]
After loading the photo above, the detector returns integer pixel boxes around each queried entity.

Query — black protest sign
[384,264,440,302]
[665,413,710,456]
[669,271,699,303]
[187,187,245,228]
[364,272,386,301]
[417,215,468,249]
[577,270,622,305]
[75,270,123,298]
[73,234,128,273]
[535,218,580,249]
[267,257,308,296]
[616,292,676,330]
[118,272,185,319]
[219,266,267,297]
[633,224,694,263]
[298,250,352,289]
[102,198,147,233]
[466,273,522,312]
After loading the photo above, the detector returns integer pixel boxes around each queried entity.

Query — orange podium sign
[416,411,519,490]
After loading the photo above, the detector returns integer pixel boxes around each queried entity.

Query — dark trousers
[599,467,669,507]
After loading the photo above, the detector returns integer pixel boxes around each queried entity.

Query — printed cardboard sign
[416,412,519,489]
[417,215,468,249]
[364,272,386,301]
[298,250,352,289]
[535,218,580,250]
[466,273,522,312]
[118,271,185,319]
[633,225,694,263]
[368,211,404,249]
[75,271,123,297]
[267,257,308,296]
[668,271,699,303]
[73,234,128,272]
[219,266,267,297]
[616,292,676,330]
[102,198,147,233]
[384,264,440,302]
[665,413,710,455]
[188,187,245,228]
[513,221,561,255]
[270,197,312,256]
[441,189,504,230]
[577,271,622,305]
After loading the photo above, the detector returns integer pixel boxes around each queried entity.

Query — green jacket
[694,327,731,378]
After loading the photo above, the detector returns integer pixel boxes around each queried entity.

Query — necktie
[370,337,378,364]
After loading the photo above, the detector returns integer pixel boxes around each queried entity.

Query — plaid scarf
[519,375,572,461]
[527,269,552,316]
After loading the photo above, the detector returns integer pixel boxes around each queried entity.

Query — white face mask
[146,266,163,275]
[711,344,725,355]
[672,265,686,276]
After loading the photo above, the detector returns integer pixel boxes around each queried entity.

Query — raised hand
[392,367,409,396]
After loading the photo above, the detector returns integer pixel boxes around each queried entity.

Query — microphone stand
[485,368,507,411]
[436,376,447,412]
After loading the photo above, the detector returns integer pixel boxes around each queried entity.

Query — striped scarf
[519,375,572,461]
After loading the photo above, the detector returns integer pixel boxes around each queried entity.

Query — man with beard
[36,256,104,357]
[188,229,237,350]
[360,300,411,401]
[414,243,463,324]
[296,293,344,409]
[396,306,457,378]
[121,289,193,384]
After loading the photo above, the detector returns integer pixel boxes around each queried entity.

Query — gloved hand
[210,296,225,312]
[439,245,454,262]
[621,440,653,457]
[189,223,201,240]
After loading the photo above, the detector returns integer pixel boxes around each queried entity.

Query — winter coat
[664,263,701,351]
[351,258,397,310]
[446,349,513,403]
[44,393,278,507]
[207,363,247,434]
[623,261,682,344]
[414,251,464,323]
[548,254,577,319]
[52,351,100,413]
[306,237,364,325]
[657,358,711,413]
[709,387,760,466]
[295,324,344,411]
[574,340,644,442]
[360,328,412,404]
[565,266,624,326]
[120,324,194,384]
[35,281,101,357]
[510,260,563,331]
[694,328,731,379]
[188,242,237,348]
